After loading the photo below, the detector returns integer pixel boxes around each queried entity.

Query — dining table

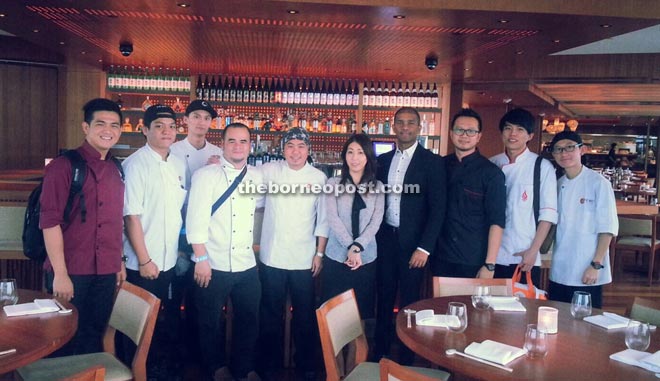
[397,296,660,381]
[0,289,78,374]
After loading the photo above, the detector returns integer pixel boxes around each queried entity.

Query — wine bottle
[376,81,383,107]
[282,78,289,104]
[293,79,302,104]
[319,79,327,105]
[410,82,418,107]
[185,69,192,93]
[382,82,390,108]
[195,74,203,99]
[431,83,439,108]
[403,82,411,107]
[332,80,341,106]
[229,76,237,103]
[209,75,217,101]
[242,76,250,103]
[301,79,309,104]
[107,65,116,89]
[339,80,347,106]
[236,77,244,102]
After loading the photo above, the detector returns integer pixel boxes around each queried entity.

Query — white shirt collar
[220,156,246,172]
[396,141,419,158]
[145,143,170,161]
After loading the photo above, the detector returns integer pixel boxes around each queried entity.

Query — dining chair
[627,297,660,326]
[316,289,450,381]
[432,277,513,298]
[66,365,105,381]
[16,281,161,381]
[611,214,660,286]
[379,358,439,381]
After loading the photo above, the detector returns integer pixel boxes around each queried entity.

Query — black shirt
[438,149,506,266]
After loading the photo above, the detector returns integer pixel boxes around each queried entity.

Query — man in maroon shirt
[40,98,126,355]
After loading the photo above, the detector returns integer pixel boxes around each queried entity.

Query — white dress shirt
[170,138,222,191]
[385,142,418,227]
[186,158,263,272]
[550,167,618,286]
[490,148,558,266]
[258,161,328,270]
[122,144,187,272]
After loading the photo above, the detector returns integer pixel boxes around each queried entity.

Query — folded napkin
[584,312,629,329]
[415,309,461,328]
[464,340,527,365]
[610,349,660,373]
[486,296,526,312]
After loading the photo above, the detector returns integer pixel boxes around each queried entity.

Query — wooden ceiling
[1,0,660,123]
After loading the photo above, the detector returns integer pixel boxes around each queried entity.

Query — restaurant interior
[1,1,660,380]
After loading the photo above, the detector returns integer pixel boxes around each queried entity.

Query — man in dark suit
[374,107,446,364]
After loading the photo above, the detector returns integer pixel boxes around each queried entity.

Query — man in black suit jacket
[374,107,446,364]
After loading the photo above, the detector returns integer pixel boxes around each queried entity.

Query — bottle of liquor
[369,82,377,107]
[431,83,439,108]
[333,80,341,106]
[403,82,411,107]
[122,66,130,89]
[185,69,192,93]
[382,82,390,108]
[300,79,309,105]
[254,112,262,131]
[107,65,116,89]
[420,114,428,135]
[165,68,173,92]
[248,77,256,103]
[384,117,391,135]
[156,68,164,92]
[170,69,178,92]
[200,74,208,100]
[281,78,289,104]
[389,81,397,107]
[288,78,297,104]
[375,81,383,107]
[345,80,353,106]
[242,76,250,103]
[410,82,418,107]
[256,77,264,103]
[428,114,436,135]
[135,66,144,90]
[312,111,320,132]
[313,78,321,105]
[209,75,217,101]
[236,77,244,102]
[417,82,425,108]
[248,142,257,166]
[293,79,302,104]
[141,96,152,111]
[149,67,158,91]
[424,82,432,108]
[396,81,404,107]
[229,76,237,103]
[274,78,283,103]
[339,80,347,106]
[363,82,371,106]
[319,79,327,105]
[327,80,335,106]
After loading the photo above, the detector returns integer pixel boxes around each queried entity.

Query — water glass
[471,285,491,310]
[447,302,468,333]
[524,324,548,359]
[625,320,651,351]
[570,291,592,319]
[0,279,18,306]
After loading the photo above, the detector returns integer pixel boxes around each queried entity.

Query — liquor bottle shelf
[107,88,190,96]
[207,101,440,113]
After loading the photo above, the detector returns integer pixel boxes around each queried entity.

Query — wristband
[315,252,324,258]
[191,254,209,263]
[121,255,128,263]
[138,258,152,267]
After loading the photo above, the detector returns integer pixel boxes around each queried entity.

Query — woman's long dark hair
[339,133,377,186]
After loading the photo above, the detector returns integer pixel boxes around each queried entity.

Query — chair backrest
[379,358,438,381]
[64,365,105,381]
[0,205,26,241]
[433,277,513,298]
[618,216,654,237]
[103,281,160,381]
[316,289,368,381]
[628,297,660,326]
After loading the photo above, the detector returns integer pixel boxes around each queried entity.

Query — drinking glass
[570,291,592,319]
[447,302,468,333]
[0,279,18,306]
[524,324,548,359]
[625,320,651,351]
[471,285,491,310]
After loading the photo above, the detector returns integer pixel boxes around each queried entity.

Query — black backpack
[22,150,124,261]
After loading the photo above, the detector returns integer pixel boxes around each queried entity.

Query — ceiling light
[393,15,405,19]
[516,50,524,55]
[0,14,6,18]
[464,68,470,71]
[81,51,86,55]
[553,39,560,43]
[287,9,299,14]
[176,3,190,8]
[32,29,39,33]
[98,59,103,62]
[487,60,494,64]
[498,19,509,24]
[600,24,612,28]
[59,41,65,45]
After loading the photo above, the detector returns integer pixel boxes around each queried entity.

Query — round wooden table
[397,296,660,381]
[0,289,78,374]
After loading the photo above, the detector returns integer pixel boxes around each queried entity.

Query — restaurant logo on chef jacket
[522,190,528,202]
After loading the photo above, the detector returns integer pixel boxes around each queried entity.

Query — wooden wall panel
[60,61,105,150]
[0,63,58,170]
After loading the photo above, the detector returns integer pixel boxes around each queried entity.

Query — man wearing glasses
[548,131,617,308]
[432,108,506,278]
[490,108,558,286]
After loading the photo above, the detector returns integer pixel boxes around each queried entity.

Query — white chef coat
[550,166,618,286]
[258,161,328,270]
[170,138,222,190]
[186,158,262,272]
[490,148,558,266]
[122,144,187,272]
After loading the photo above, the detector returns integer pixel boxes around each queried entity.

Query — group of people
[39,97,618,381]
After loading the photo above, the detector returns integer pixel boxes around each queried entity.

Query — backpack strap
[533,156,542,227]
[109,156,125,182]
[211,166,248,215]
[62,150,87,223]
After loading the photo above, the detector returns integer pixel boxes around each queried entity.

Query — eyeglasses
[452,128,480,137]
[551,143,582,154]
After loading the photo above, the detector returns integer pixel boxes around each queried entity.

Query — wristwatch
[590,261,604,270]
[484,263,496,271]
[121,255,128,263]
[315,251,325,258]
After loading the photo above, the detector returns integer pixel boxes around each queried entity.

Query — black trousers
[46,273,116,356]
[321,257,376,319]
[375,226,424,365]
[196,266,261,379]
[257,264,317,373]
[548,280,603,309]
[432,259,483,278]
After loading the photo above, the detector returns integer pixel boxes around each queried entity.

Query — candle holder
[538,306,558,334]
